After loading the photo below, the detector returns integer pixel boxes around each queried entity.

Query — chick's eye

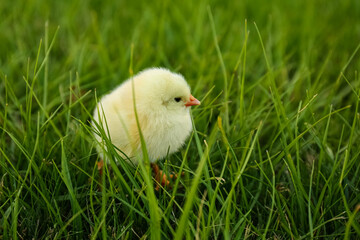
[174,97,182,102]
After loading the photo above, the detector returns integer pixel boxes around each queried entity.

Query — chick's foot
[151,163,183,191]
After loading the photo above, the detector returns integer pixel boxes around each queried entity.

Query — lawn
[1,0,360,239]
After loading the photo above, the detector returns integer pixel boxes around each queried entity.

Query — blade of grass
[224,121,263,239]
[207,6,229,130]
[129,44,161,240]
[174,124,218,240]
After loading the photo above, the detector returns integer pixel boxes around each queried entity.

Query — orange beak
[185,94,201,107]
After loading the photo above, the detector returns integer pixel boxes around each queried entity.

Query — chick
[92,68,200,188]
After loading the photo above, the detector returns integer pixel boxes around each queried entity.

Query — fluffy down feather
[92,68,200,163]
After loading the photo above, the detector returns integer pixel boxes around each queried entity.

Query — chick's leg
[97,159,104,176]
[151,163,184,190]
[151,163,170,191]
[96,159,105,192]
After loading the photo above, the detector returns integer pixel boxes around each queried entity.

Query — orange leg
[97,159,104,176]
[97,160,182,191]
[96,159,104,191]
[151,163,183,191]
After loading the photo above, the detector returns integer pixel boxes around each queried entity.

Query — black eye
[174,97,181,102]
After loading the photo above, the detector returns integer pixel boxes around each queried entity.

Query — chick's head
[134,68,200,115]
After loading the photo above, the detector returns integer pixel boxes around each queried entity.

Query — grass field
[1,0,360,239]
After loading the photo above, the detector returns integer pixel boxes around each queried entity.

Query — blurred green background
[1,0,359,95]
[1,0,360,239]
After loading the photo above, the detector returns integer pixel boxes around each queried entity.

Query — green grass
[1,0,360,239]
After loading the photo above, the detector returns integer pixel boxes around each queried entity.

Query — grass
[1,0,360,239]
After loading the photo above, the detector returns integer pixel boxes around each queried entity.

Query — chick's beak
[185,94,201,107]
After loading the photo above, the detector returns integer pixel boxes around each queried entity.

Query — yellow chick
[92,68,200,187]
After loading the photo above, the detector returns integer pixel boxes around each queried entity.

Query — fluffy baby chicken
[93,68,200,188]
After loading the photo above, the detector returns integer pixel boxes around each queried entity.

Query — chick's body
[93,68,198,163]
